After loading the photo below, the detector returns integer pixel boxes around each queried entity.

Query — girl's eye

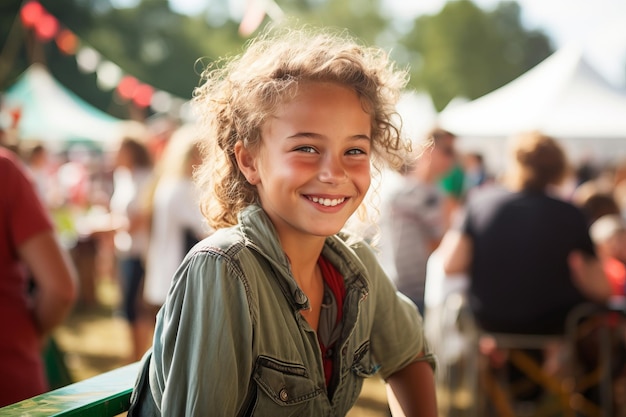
[346,148,367,156]
[295,146,317,153]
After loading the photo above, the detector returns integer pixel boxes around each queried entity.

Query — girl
[129,26,437,416]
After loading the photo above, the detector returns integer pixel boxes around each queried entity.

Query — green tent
[3,63,126,145]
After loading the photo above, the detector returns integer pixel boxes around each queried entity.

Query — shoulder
[544,194,589,220]
[0,147,26,181]
[168,225,253,306]
[187,225,248,262]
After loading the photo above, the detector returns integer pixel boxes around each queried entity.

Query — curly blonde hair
[193,25,412,229]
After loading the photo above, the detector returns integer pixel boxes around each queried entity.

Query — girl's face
[238,81,372,243]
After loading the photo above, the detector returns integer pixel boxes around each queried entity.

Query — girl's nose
[319,154,347,183]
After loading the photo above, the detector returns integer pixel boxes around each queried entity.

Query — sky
[164,0,626,88]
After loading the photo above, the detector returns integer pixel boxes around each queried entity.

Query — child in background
[128,26,437,416]
[590,214,626,297]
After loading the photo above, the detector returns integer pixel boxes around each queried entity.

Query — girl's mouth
[306,196,346,207]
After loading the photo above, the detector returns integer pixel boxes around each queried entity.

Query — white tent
[437,45,626,171]
[2,63,128,146]
[395,90,438,142]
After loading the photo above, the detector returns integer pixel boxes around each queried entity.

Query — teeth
[309,196,345,207]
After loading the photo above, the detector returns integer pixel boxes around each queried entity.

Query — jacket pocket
[249,355,324,416]
[350,340,380,378]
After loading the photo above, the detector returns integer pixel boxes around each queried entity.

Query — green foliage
[274,0,390,45]
[40,0,243,102]
[398,0,553,111]
[0,0,32,88]
[0,0,554,119]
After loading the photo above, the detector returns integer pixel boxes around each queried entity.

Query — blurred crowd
[2,108,626,415]
[0,115,213,407]
[350,126,626,416]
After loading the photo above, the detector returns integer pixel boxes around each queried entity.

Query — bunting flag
[238,0,267,37]
[238,0,284,37]
[17,0,188,118]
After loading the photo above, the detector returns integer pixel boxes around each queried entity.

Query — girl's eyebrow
[287,132,371,141]
[286,132,322,139]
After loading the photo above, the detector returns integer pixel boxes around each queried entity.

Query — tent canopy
[438,45,626,139]
[3,64,127,145]
[395,90,438,142]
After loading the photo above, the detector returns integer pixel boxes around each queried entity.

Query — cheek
[352,163,371,192]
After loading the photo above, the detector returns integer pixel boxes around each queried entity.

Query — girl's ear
[234,141,259,185]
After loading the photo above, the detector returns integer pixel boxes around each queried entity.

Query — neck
[282,236,325,287]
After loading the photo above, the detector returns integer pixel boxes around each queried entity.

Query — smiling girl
[128,26,436,417]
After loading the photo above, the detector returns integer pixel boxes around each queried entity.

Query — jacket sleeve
[150,249,254,416]
[354,242,436,380]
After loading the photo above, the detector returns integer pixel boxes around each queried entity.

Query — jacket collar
[237,205,369,296]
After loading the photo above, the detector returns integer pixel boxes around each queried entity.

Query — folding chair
[450,298,623,417]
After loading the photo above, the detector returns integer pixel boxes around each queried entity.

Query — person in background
[109,137,153,362]
[142,124,211,331]
[590,214,626,298]
[587,213,626,411]
[439,130,613,404]
[128,26,437,416]
[0,144,77,406]
[571,178,621,226]
[441,130,611,335]
[24,143,55,206]
[439,152,465,219]
[377,127,457,315]
[461,151,489,196]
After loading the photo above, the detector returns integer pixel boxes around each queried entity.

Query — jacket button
[294,289,307,305]
[279,388,289,402]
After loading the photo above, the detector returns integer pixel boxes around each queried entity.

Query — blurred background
[1,1,626,415]
[2,0,626,171]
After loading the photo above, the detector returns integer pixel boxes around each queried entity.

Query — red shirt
[604,257,626,296]
[317,256,346,388]
[0,147,53,406]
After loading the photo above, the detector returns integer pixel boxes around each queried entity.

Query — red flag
[238,0,266,37]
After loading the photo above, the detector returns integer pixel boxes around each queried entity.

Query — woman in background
[143,124,211,326]
[109,137,153,362]
[0,145,77,406]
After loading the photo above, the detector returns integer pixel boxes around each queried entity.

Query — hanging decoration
[18,0,189,118]
[238,0,284,37]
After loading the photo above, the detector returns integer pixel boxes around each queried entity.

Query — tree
[1,0,555,119]
[0,0,249,119]
[273,0,391,46]
[398,0,553,111]
[0,0,33,88]
[35,0,248,118]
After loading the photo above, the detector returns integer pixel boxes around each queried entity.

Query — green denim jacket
[130,205,434,416]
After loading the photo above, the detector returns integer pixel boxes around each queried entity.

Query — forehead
[271,82,371,121]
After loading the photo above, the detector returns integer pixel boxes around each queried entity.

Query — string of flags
[17,0,285,117]
[18,0,187,117]
[238,0,284,37]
